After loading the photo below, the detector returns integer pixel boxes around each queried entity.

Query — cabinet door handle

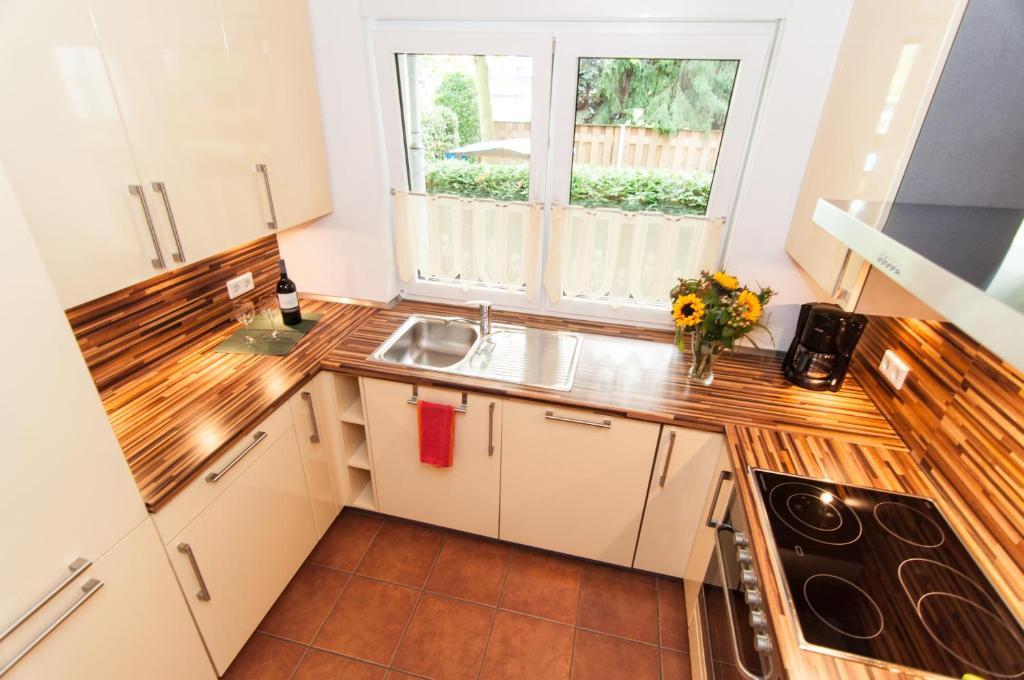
[255,164,278,230]
[206,431,268,483]
[151,181,186,263]
[177,543,211,602]
[128,184,165,269]
[0,578,104,678]
[487,402,495,456]
[543,410,611,429]
[831,248,853,301]
[0,558,92,644]
[658,430,677,487]
[301,391,321,444]
[705,470,733,528]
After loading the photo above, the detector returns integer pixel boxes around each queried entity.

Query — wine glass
[232,300,257,345]
[259,294,279,342]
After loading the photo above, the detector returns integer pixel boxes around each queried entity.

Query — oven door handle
[715,524,773,680]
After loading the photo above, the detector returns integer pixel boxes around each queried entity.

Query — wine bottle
[276,259,302,326]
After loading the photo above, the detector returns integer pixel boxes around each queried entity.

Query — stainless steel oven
[692,475,780,679]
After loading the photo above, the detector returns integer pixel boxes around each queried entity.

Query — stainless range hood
[814,198,1024,370]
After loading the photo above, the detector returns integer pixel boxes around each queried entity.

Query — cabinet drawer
[166,426,317,674]
[500,400,659,566]
[153,404,294,542]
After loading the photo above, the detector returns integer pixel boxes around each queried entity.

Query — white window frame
[373,28,553,309]
[545,28,775,326]
[372,22,775,326]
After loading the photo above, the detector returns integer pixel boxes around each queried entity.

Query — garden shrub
[424,159,711,215]
[421,107,460,161]
[434,73,480,146]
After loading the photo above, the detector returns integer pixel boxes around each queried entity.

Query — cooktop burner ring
[768,482,863,546]
[803,574,885,640]
[915,592,1024,678]
[873,501,945,548]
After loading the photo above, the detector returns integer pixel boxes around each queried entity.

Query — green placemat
[214,312,323,356]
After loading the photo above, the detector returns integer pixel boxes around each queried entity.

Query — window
[375,26,771,324]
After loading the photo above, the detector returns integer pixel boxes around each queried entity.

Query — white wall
[284,0,852,346]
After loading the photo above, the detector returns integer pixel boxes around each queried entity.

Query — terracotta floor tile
[293,649,386,680]
[258,563,349,643]
[479,610,573,680]
[392,593,494,680]
[308,511,382,571]
[385,673,424,680]
[426,533,510,605]
[499,549,581,624]
[357,520,445,587]
[570,630,659,680]
[577,563,658,643]
[313,576,418,665]
[658,577,689,652]
[662,649,693,680]
[222,633,304,680]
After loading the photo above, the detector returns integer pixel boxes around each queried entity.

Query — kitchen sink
[370,314,583,391]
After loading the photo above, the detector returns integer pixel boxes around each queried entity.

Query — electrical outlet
[879,349,910,390]
[226,272,255,299]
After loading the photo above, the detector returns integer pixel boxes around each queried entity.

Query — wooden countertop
[99,299,376,511]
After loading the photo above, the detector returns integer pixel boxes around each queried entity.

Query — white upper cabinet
[86,0,268,263]
[1,0,331,308]
[222,0,333,231]
[0,0,169,308]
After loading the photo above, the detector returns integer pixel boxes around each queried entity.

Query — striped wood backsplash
[66,235,281,395]
[852,315,1024,571]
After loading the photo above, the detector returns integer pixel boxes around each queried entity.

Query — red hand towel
[417,400,455,467]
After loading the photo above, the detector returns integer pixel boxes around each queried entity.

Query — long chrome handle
[658,430,677,487]
[206,431,268,483]
[544,410,611,429]
[255,164,278,230]
[487,402,495,456]
[0,578,104,678]
[714,525,772,680]
[301,391,320,444]
[177,543,211,602]
[831,248,853,301]
[128,184,165,269]
[151,181,185,263]
[705,470,733,528]
[0,558,91,643]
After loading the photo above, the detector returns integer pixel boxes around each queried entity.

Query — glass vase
[688,332,726,386]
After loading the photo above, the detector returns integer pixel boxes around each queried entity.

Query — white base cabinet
[3,520,215,680]
[633,426,728,578]
[290,373,344,537]
[164,422,318,674]
[499,400,660,566]
[363,378,502,537]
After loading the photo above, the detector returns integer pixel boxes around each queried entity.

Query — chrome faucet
[467,300,493,336]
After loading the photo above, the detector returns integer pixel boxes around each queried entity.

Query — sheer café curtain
[392,190,725,308]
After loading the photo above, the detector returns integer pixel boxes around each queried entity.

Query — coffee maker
[783,303,868,391]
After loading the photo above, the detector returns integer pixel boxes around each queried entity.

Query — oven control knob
[736,547,753,565]
[744,588,763,607]
[749,609,768,629]
[754,633,773,654]
[734,532,750,548]
[740,568,758,588]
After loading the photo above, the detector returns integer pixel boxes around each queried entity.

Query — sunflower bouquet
[669,271,776,384]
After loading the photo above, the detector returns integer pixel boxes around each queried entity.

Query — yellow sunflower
[736,289,763,323]
[712,271,739,290]
[672,293,705,328]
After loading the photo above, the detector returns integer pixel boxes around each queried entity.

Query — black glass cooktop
[753,469,1024,678]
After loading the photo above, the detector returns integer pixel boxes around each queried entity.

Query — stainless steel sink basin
[375,316,479,369]
[370,314,582,391]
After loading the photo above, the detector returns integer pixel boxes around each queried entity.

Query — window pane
[570,58,738,216]
[397,54,533,200]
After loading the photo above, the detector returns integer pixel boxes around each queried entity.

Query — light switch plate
[226,272,255,299]
[879,349,910,390]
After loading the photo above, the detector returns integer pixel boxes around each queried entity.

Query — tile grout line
[385,528,450,673]
[473,547,514,680]
[569,561,586,679]
[655,577,664,680]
